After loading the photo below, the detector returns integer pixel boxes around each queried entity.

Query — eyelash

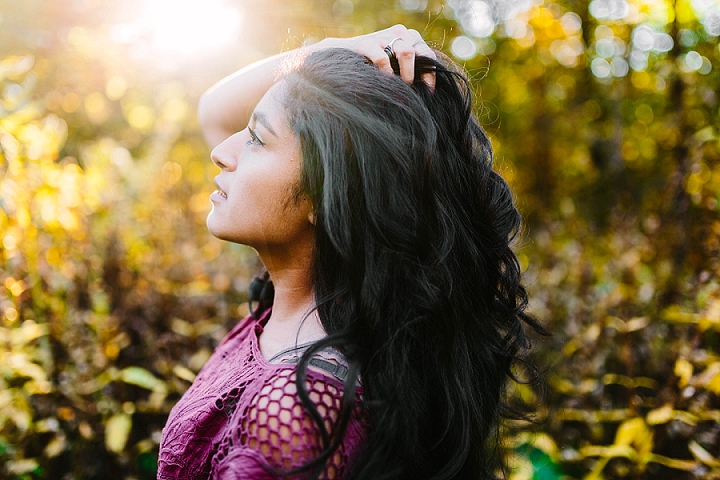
[246,127,264,146]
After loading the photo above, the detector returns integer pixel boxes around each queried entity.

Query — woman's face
[207,82,314,253]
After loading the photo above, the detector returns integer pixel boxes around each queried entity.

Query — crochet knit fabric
[158,309,366,479]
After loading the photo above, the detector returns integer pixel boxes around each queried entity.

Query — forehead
[253,82,291,131]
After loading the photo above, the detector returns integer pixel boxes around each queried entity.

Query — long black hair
[250,47,546,479]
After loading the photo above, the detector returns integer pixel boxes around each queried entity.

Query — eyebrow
[250,112,278,138]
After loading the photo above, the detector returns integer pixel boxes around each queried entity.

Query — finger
[415,44,437,60]
[406,29,434,55]
[421,71,436,90]
[368,49,394,75]
[401,31,436,89]
[413,42,437,89]
[390,39,416,84]
[353,37,394,75]
[386,24,410,39]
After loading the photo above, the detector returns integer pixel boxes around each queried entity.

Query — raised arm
[197,25,436,148]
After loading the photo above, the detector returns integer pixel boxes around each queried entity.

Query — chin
[206,219,245,245]
[206,214,228,240]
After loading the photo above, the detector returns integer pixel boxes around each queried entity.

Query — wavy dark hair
[249,47,546,479]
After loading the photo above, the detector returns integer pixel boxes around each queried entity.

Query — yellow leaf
[105,413,132,453]
[531,433,558,456]
[614,417,653,465]
[19,319,48,343]
[148,385,168,411]
[6,459,39,475]
[6,353,48,383]
[694,128,715,146]
[170,318,194,337]
[44,433,67,458]
[34,417,60,433]
[24,379,52,395]
[5,388,32,431]
[579,378,599,393]
[79,422,94,439]
[11,322,48,348]
[78,367,119,395]
[562,339,579,356]
[708,372,720,395]
[581,444,635,458]
[696,363,720,391]
[696,410,720,422]
[663,306,699,324]
[675,0,697,24]
[626,316,650,331]
[188,348,212,372]
[173,365,196,383]
[0,388,12,411]
[584,457,609,480]
[615,418,642,445]
[512,382,537,404]
[648,453,697,471]
[584,324,601,342]
[507,452,533,480]
[634,377,659,389]
[688,441,720,468]
[673,411,698,426]
[602,373,635,388]
[647,405,674,425]
[0,104,43,129]
[560,409,588,421]
[674,358,693,387]
[549,374,575,394]
[0,55,35,80]
[595,409,631,422]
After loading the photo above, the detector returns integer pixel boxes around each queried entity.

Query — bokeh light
[110,0,242,59]
[589,0,629,21]
[451,35,478,59]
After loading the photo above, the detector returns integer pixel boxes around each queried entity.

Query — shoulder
[212,363,365,478]
[235,368,348,458]
[217,311,267,348]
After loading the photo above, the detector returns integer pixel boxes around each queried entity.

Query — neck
[255,243,325,357]
[264,265,315,324]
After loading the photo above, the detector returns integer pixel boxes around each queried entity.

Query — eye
[246,126,264,146]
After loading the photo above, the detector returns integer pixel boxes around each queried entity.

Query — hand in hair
[324,24,437,88]
[198,25,435,148]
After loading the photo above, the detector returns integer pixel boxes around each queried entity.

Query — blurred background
[1,0,719,478]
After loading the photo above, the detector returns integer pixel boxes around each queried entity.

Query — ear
[308,211,317,226]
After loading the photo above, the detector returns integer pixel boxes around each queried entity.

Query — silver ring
[384,37,404,56]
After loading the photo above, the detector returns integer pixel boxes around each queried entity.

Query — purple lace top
[158,309,366,479]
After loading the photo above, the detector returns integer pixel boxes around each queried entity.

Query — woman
[158,25,544,479]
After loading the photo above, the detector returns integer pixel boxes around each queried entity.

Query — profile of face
[207,81,314,253]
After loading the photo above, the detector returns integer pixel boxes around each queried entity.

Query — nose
[210,133,241,170]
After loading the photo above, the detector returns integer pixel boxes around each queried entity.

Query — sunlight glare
[140,0,242,55]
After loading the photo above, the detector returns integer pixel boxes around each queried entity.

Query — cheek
[236,171,305,222]
[280,174,308,211]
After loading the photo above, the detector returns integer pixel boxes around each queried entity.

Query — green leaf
[120,366,164,391]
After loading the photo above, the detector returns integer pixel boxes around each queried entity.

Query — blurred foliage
[0,0,719,478]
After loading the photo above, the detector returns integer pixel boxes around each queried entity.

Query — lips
[213,179,228,199]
